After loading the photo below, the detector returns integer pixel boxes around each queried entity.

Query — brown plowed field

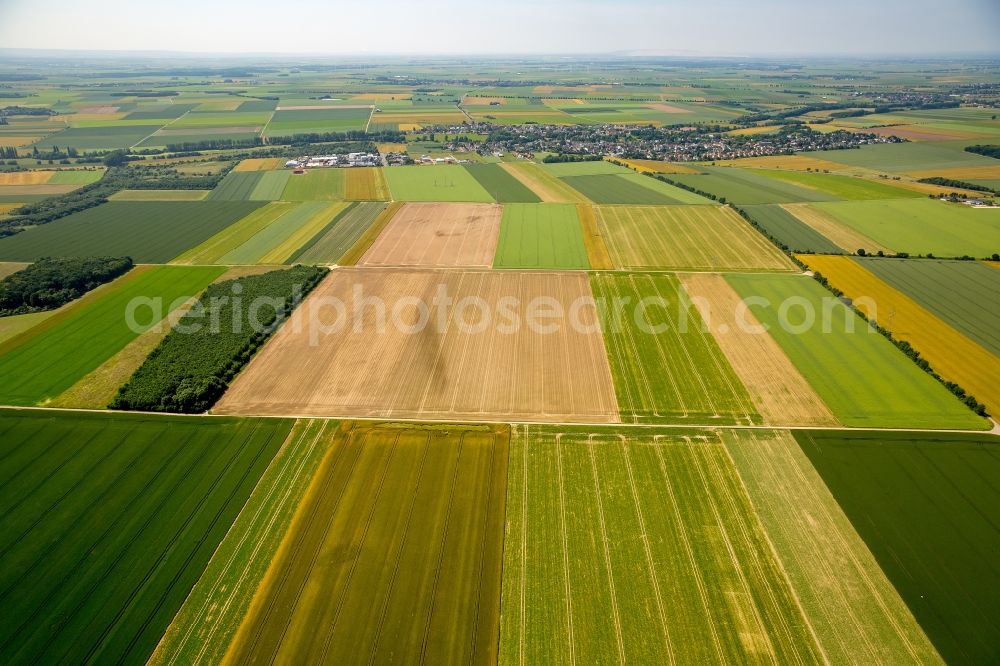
[680,273,838,426]
[359,203,502,267]
[216,268,620,422]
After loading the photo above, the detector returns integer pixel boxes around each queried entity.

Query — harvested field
[722,430,942,665]
[498,162,590,203]
[344,167,389,200]
[0,184,78,196]
[597,205,795,271]
[501,425,824,664]
[294,202,387,264]
[0,171,53,185]
[781,203,892,254]
[336,202,402,266]
[0,262,27,280]
[799,255,1000,417]
[0,409,290,665]
[493,203,589,269]
[591,273,759,424]
[216,268,620,422]
[680,274,836,425]
[726,274,986,429]
[796,430,1000,664]
[359,203,502,268]
[576,204,614,269]
[234,157,286,172]
[0,203,23,215]
[108,189,209,201]
[223,421,507,665]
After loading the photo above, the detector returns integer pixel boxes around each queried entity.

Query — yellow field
[0,136,40,148]
[609,158,699,174]
[726,125,784,136]
[799,254,1000,416]
[904,165,1000,180]
[0,203,24,215]
[397,123,422,131]
[498,161,590,203]
[0,171,53,185]
[259,202,349,264]
[782,203,892,254]
[576,203,613,269]
[376,142,407,153]
[464,96,507,105]
[234,157,285,172]
[712,155,850,171]
[344,167,389,200]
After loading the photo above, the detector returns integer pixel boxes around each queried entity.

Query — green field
[215,201,338,264]
[726,273,986,428]
[151,419,336,665]
[249,170,291,200]
[493,203,589,269]
[172,202,295,265]
[279,169,345,201]
[0,409,291,664]
[812,198,1000,257]
[591,272,759,424]
[385,165,494,202]
[265,107,371,135]
[0,265,223,405]
[46,170,105,185]
[667,166,839,204]
[224,422,507,664]
[206,171,264,201]
[802,141,999,173]
[0,201,263,263]
[34,125,163,150]
[463,163,541,203]
[750,169,924,199]
[501,425,823,664]
[796,430,1000,664]
[741,204,843,253]
[292,202,386,263]
[857,257,1000,356]
[538,160,633,176]
[560,174,693,204]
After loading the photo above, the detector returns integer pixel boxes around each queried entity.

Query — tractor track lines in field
[554,435,579,664]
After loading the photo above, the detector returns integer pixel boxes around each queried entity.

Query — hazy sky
[1,0,998,56]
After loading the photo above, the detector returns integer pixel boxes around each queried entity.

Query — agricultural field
[799,255,1000,416]
[561,173,711,204]
[385,165,494,202]
[590,272,759,424]
[0,201,263,263]
[498,162,591,203]
[248,170,291,200]
[781,203,892,254]
[802,140,999,174]
[0,265,223,405]
[596,205,795,271]
[222,421,507,664]
[493,203,589,269]
[344,167,389,200]
[856,257,1000,355]
[726,273,987,429]
[293,202,389,264]
[216,268,620,422]
[0,409,291,664]
[502,425,823,664]
[809,199,1000,257]
[680,274,836,425]
[750,169,924,199]
[109,189,210,201]
[172,202,296,265]
[796,430,1000,664]
[214,201,346,265]
[33,124,163,150]
[740,204,843,253]
[463,163,541,203]
[722,430,942,664]
[360,202,501,267]
[665,167,839,204]
[279,168,346,201]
